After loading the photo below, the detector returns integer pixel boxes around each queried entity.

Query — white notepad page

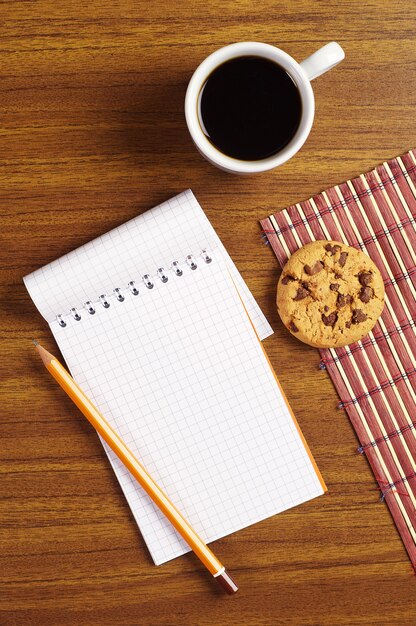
[24,192,325,564]
[34,255,325,564]
[24,189,272,340]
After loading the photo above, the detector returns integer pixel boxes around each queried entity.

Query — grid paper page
[24,189,272,340]
[49,253,324,564]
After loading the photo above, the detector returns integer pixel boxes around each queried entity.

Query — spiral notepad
[24,190,325,565]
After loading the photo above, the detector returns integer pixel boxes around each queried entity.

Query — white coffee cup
[185,41,344,174]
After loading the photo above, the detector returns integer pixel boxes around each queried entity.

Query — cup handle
[299,42,345,81]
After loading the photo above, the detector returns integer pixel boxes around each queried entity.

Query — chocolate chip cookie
[277,240,385,348]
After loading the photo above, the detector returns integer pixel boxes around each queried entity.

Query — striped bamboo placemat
[260,149,416,569]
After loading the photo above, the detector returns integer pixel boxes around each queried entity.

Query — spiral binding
[55,249,213,328]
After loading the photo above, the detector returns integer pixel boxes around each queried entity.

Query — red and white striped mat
[260,149,416,569]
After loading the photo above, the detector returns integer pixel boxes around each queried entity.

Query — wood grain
[1,1,415,624]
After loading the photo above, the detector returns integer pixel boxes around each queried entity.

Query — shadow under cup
[197,56,303,162]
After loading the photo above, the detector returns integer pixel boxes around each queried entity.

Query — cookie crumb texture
[277,240,385,348]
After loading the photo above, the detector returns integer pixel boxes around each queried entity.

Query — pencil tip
[32,338,39,346]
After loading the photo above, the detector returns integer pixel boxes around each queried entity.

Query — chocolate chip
[293,287,309,301]
[324,305,329,312]
[359,286,374,303]
[301,281,309,289]
[337,294,346,308]
[281,274,296,285]
[304,260,323,275]
[345,321,351,329]
[338,252,348,267]
[325,243,341,256]
[351,309,367,324]
[330,283,340,291]
[358,271,372,286]
[322,312,338,327]
[336,293,352,308]
[335,273,342,279]
[289,321,299,333]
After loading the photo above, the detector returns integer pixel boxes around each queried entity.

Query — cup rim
[185,42,315,174]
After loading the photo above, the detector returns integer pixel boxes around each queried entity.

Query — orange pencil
[34,340,238,595]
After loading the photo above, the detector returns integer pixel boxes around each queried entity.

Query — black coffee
[199,56,302,161]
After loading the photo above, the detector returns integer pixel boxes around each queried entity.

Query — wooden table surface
[1,1,415,624]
